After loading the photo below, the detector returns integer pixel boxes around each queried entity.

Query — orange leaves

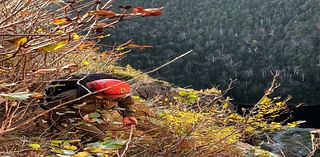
[18,11,31,17]
[95,10,117,18]
[18,10,37,17]
[52,17,72,25]
[31,92,44,99]
[133,7,145,14]
[50,6,162,28]
[116,40,153,50]
[95,7,163,18]
[133,7,163,16]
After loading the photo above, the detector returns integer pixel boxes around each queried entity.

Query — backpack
[43,73,127,107]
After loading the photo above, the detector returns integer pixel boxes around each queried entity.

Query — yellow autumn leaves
[6,37,68,52]
[6,36,28,47]
[36,32,82,52]
[6,32,81,52]
[160,110,204,135]
[37,40,68,52]
[160,109,240,147]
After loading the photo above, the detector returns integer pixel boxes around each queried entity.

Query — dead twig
[120,125,134,157]
[145,50,194,75]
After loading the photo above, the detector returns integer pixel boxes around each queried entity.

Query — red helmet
[86,79,131,99]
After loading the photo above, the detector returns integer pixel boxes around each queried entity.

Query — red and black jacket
[43,73,135,117]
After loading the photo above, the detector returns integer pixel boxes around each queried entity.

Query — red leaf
[95,10,117,17]
[133,7,163,16]
[133,6,145,13]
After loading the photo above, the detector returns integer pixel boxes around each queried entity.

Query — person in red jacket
[42,73,137,139]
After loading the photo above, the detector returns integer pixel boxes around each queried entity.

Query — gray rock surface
[257,127,320,157]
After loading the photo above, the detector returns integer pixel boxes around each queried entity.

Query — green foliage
[48,139,126,156]
[27,143,41,150]
[87,139,127,150]
[88,112,101,119]
[49,140,79,156]
[174,88,199,105]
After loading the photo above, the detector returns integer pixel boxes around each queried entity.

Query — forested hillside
[107,0,320,105]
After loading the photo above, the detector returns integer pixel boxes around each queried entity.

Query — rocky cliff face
[255,127,320,157]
